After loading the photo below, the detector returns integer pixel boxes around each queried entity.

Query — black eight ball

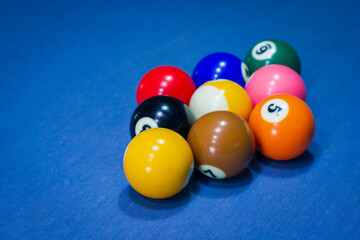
[129,95,195,139]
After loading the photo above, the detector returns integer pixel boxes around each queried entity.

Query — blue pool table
[1,0,359,239]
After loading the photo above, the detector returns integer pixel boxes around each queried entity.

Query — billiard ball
[249,94,315,160]
[187,111,255,179]
[123,128,194,199]
[243,39,301,81]
[189,79,252,120]
[245,64,306,106]
[129,95,195,139]
[136,66,196,106]
[192,52,247,88]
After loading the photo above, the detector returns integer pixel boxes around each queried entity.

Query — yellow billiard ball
[123,128,194,199]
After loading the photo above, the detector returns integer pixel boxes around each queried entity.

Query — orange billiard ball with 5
[249,94,315,160]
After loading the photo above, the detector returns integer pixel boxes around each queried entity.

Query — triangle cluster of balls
[124,39,315,199]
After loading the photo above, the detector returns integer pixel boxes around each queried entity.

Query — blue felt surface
[1,0,360,239]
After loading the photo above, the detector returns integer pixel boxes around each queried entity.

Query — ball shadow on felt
[188,168,253,199]
[249,141,321,178]
[118,179,197,220]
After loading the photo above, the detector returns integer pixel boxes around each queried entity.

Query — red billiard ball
[136,66,196,106]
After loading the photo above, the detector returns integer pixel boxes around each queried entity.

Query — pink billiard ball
[245,64,306,106]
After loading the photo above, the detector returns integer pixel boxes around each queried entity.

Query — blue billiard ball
[192,52,247,88]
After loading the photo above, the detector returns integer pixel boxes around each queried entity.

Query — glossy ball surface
[136,66,196,106]
[130,96,195,139]
[249,94,315,160]
[187,111,255,179]
[123,128,194,199]
[243,39,301,81]
[192,52,247,87]
[245,64,306,107]
[189,79,252,121]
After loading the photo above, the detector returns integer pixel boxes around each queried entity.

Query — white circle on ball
[135,117,158,135]
[189,85,229,120]
[252,40,276,60]
[241,62,250,83]
[198,165,226,179]
[261,98,289,123]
